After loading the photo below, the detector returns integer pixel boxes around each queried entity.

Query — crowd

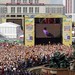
[0,42,74,75]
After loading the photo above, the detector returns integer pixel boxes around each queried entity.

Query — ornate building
[0,0,64,24]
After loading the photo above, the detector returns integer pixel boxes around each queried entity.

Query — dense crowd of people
[0,42,74,75]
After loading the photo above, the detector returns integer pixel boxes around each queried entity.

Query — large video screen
[35,18,62,38]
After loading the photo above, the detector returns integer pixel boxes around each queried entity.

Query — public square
[0,0,75,75]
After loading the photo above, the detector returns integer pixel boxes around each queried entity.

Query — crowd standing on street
[0,42,74,75]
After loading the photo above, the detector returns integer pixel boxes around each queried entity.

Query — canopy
[0,22,20,27]
[0,22,23,39]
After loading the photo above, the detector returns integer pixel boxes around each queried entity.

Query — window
[23,7,27,13]
[17,0,21,3]
[11,15,15,17]
[35,0,39,4]
[57,8,61,14]
[11,7,15,13]
[52,8,55,13]
[35,7,39,13]
[29,7,33,13]
[11,0,15,3]
[6,15,10,17]
[29,0,33,3]
[23,0,27,3]
[0,7,7,14]
[4,7,7,13]
[49,8,52,13]
[46,7,49,13]
[17,7,21,13]
[17,15,22,17]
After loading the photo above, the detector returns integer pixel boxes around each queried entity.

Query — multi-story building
[65,0,75,43]
[65,0,75,22]
[0,0,65,25]
[65,0,72,13]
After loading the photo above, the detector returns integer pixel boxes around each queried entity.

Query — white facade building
[0,0,65,23]
[0,0,64,15]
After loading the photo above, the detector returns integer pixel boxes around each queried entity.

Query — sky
[50,0,65,5]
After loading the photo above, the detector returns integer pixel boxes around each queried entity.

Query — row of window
[0,7,39,14]
[0,7,7,13]
[11,7,39,13]
[0,7,64,14]
[11,0,39,4]
[46,7,64,14]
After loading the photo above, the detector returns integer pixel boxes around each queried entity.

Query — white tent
[0,22,23,39]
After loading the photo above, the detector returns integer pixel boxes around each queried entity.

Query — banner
[63,18,72,46]
[2,18,6,23]
[25,17,34,46]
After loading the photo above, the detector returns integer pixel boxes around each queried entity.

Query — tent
[0,22,23,39]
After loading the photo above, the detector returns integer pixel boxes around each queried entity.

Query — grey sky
[50,0,63,4]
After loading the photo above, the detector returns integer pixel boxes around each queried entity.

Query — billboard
[63,18,72,46]
[25,17,34,46]
[35,18,62,38]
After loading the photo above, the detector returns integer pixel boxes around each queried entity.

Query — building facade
[65,0,72,13]
[65,0,75,22]
[0,0,65,24]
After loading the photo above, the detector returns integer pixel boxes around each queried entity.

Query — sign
[63,18,72,46]
[2,18,6,23]
[25,17,34,46]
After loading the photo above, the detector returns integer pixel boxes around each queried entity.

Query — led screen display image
[35,18,62,38]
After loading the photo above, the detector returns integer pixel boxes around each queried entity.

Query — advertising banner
[63,18,72,46]
[25,17,34,46]
[2,18,6,23]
